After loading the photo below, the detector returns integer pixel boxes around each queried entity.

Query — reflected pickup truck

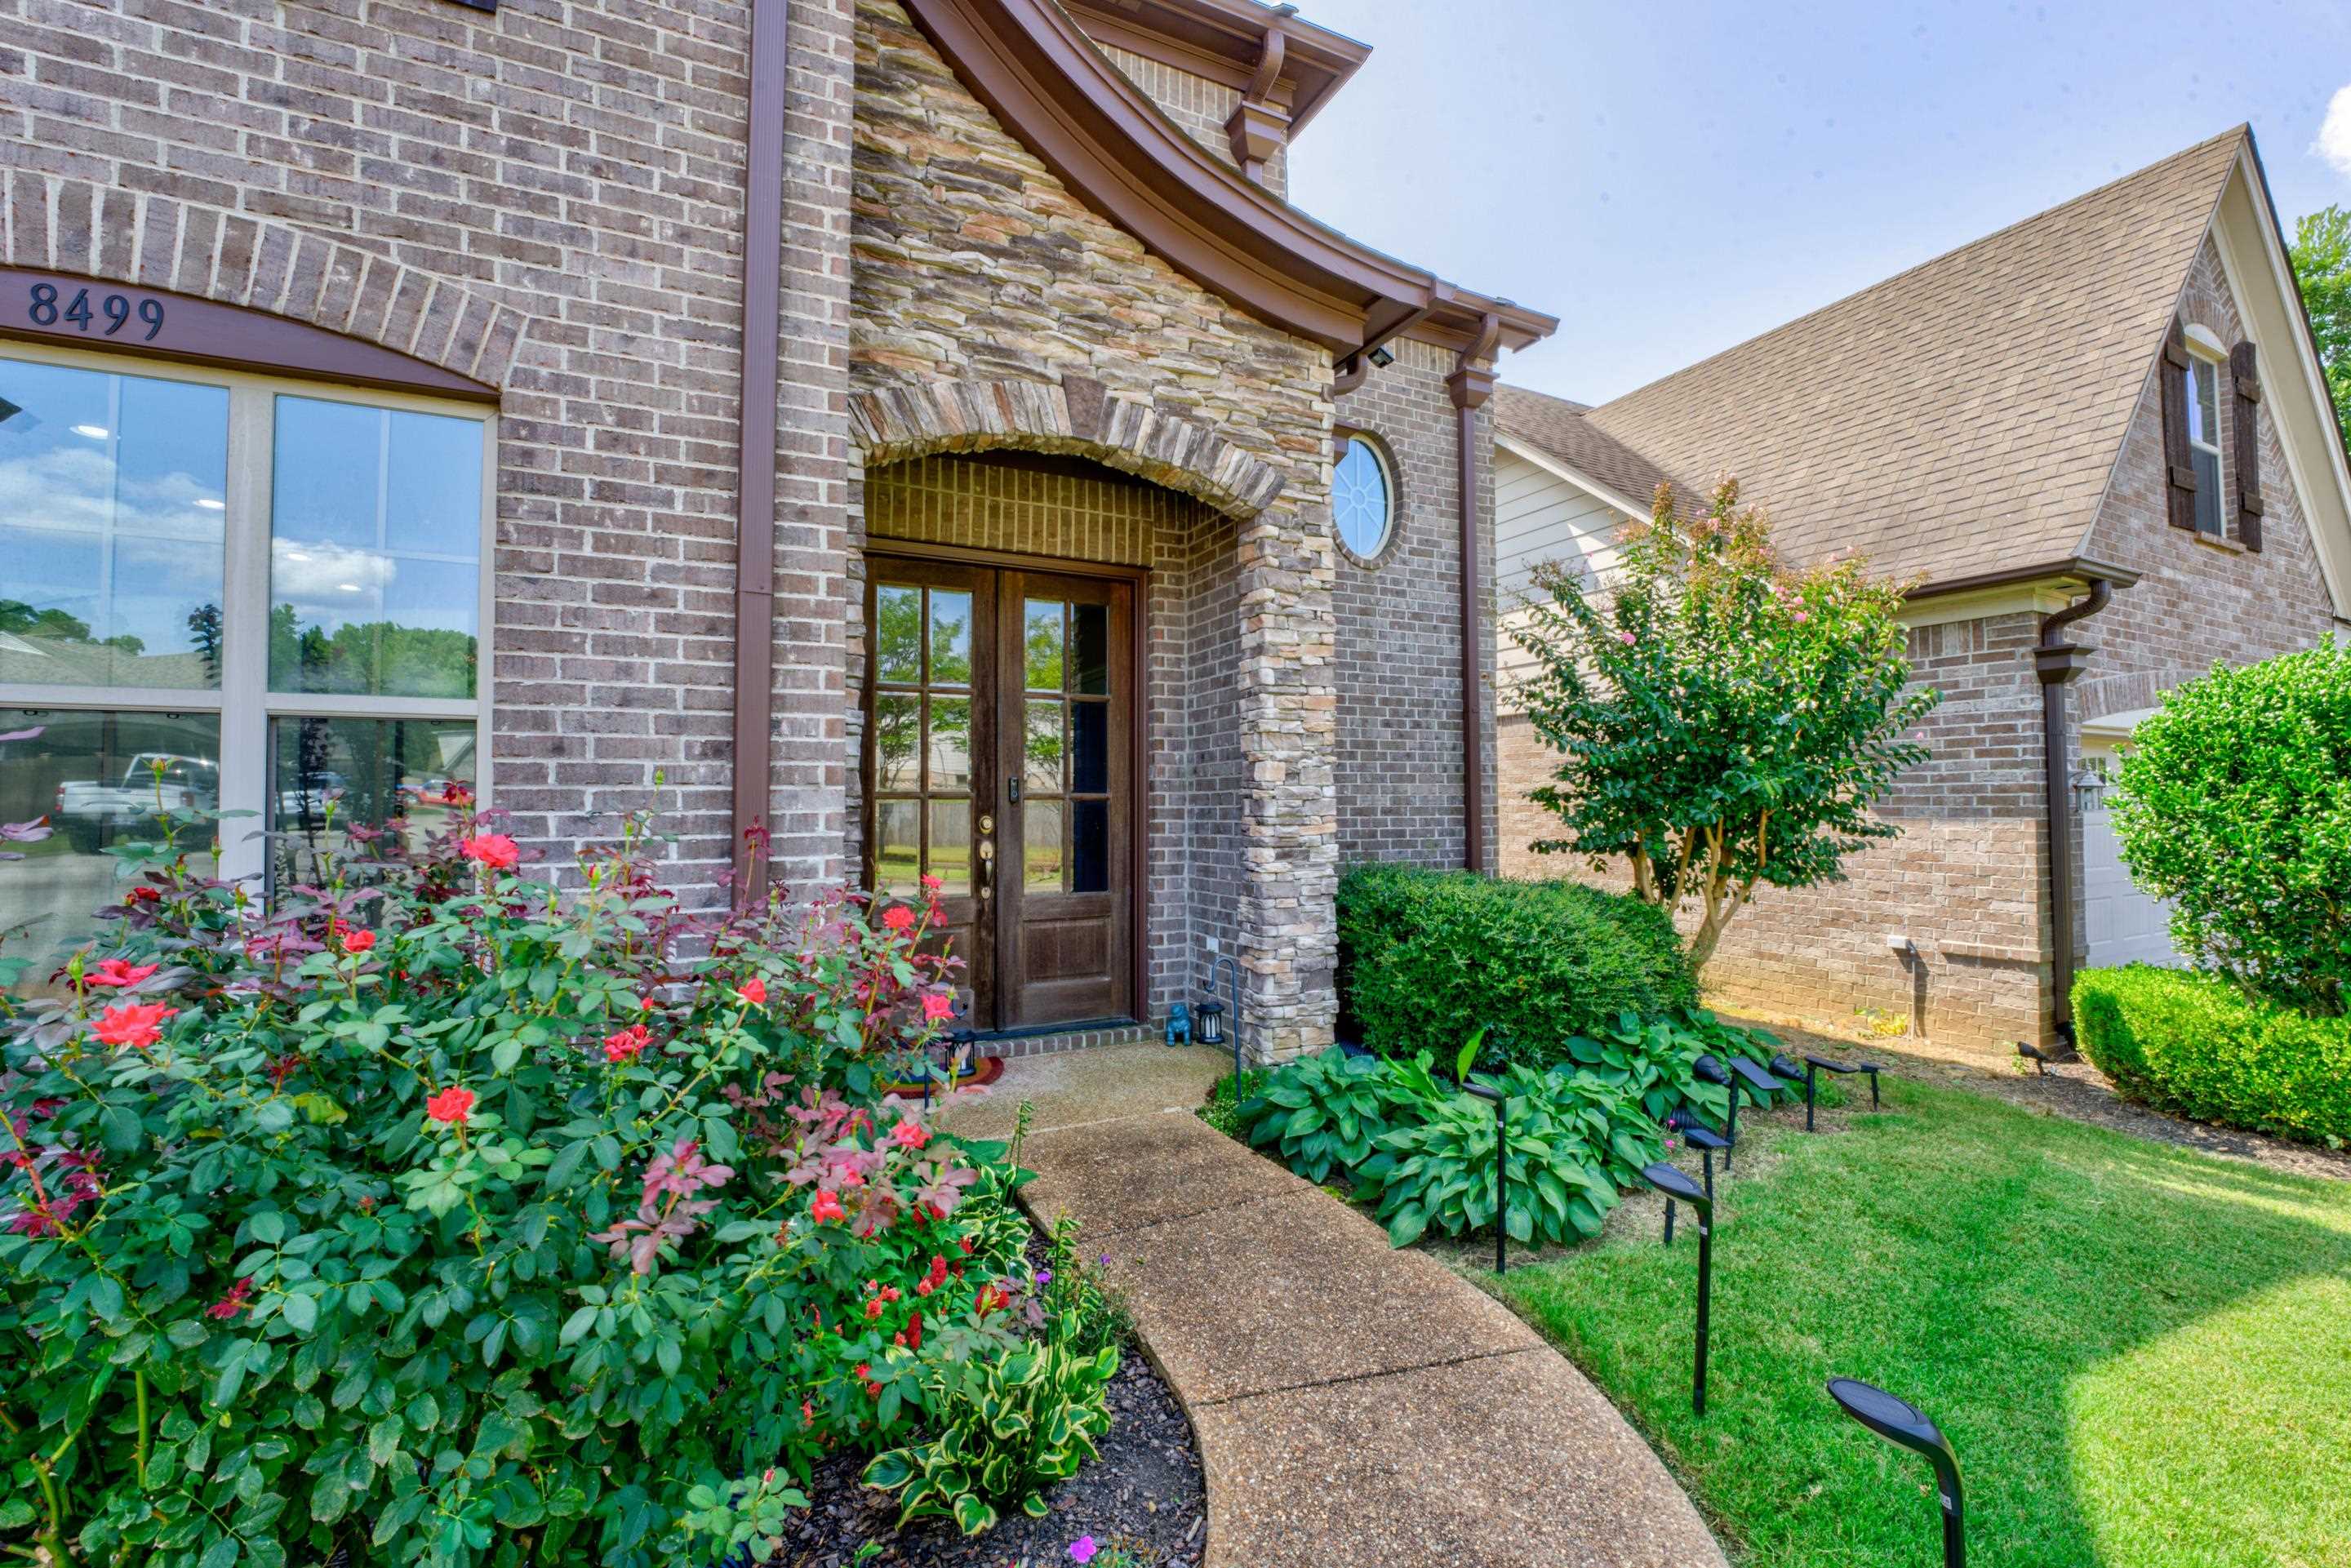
[54,753,220,852]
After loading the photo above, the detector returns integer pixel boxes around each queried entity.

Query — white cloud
[2318,84,2351,180]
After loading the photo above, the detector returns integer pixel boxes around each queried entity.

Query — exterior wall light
[1366,344,1395,368]
[2069,762,2106,814]
[1827,1379,1966,1567]
[1642,1160,1713,1415]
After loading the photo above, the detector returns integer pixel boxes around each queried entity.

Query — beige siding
[1494,447,1628,711]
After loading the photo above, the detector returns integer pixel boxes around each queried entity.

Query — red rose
[736,978,768,1006]
[459,833,520,870]
[424,1085,476,1126]
[879,904,916,933]
[602,1023,651,1063]
[811,1188,846,1224]
[921,992,956,1023]
[93,1001,176,1049]
[85,958,159,989]
[889,1117,931,1151]
[341,927,376,953]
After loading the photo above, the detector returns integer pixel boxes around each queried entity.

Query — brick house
[0,0,1554,1062]
[1494,128,2351,1054]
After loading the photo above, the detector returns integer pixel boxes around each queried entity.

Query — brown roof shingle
[1492,384,1676,513]
[1560,127,2248,585]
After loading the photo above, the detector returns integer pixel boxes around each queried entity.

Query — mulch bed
[763,1345,1206,1568]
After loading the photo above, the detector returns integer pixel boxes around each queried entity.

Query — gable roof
[897,0,1555,359]
[1492,384,1673,515]
[1565,127,2251,586]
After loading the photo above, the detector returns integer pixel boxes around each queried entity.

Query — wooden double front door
[863,555,1136,1032]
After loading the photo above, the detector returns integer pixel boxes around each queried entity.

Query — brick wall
[1095,42,1287,201]
[848,0,1340,1058]
[1332,335,1495,870]
[1500,608,2054,1054]
[0,0,858,905]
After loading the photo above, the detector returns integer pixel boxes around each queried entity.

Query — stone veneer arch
[2,176,531,391]
[848,375,1288,523]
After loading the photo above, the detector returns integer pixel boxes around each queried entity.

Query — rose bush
[0,797,1067,1568]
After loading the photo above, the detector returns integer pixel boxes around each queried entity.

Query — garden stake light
[1726,1055,1795,1170]
[1463,1077,1509,1274]
[1802,1055,1883,1130]
[1641,1161,1713,1415]
[1662,1112,1727,1244]
[1693,1054,1740,1170]
[1828,1379,1966,1567]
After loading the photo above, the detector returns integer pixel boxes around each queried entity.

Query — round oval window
[1333,437,1393,558]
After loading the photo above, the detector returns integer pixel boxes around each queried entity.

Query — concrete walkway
[942,1045,1727,1568]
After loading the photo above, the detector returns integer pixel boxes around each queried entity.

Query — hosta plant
[862,1219,1120,1535]
[0,794,1046,1568]
[1234,1045,1438,1181]
[1355,1064,1660,1248]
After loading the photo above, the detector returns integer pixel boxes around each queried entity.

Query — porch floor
[940,1045,1726,1568]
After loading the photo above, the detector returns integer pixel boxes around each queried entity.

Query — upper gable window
[2183,350,2225,537]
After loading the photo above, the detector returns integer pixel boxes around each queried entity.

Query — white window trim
[1333,432,1398,563]
[2183,336,2227,538]
[0,337,496,896]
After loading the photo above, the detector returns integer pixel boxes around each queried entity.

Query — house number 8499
[27,282,165,340]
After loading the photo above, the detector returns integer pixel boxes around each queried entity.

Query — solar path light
[1722,1055,1799,1170]
[1661,1111,1728,1245]
[1827,1379,1966,1568]
[1462,1077,1509,1275]
[1640,1160,1713,1415]
[1802,1055,1883,1130]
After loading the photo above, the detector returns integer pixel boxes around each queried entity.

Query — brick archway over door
[849,375,1287,521]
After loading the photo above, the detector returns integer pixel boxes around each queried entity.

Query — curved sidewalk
[944,1046,1727,1568]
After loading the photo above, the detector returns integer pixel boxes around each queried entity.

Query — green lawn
[1494,1076,2351,1568]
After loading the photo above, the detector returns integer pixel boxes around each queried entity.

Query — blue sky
[1284,0,2351,405]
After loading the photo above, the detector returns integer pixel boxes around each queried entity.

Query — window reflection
[266,716,475,892]
[269,396,482,699]
[0,358,228,690]
[0,708,220,992]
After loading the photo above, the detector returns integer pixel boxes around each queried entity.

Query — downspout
[731,0,789,905]
[2033,579,2112,1051]
[1446,313,1501,873]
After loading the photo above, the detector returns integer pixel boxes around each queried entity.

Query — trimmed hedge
[2073,965,2351,1146]
[1335,863,1695,1068]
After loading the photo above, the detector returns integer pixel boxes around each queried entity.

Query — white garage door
[2081,765,2184,970]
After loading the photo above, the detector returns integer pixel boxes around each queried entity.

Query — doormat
[879,1054,1006,1099]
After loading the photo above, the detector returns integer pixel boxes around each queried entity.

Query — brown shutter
[2160,318,2198,533]
[2229,339,2264,552]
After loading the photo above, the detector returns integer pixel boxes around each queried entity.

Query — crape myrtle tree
[1510,478,1938,975]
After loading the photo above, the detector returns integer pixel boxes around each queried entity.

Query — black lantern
[1195,1001,1225,1046]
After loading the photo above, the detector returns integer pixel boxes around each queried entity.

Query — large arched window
[1332,435,1395,560]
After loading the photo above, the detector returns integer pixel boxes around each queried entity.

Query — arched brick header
[849,375,1287,521]
[2,176,528,390]
[2077,666,2202,724]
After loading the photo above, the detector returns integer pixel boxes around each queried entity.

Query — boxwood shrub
[2073,965,2351,1146]
[1335,864,1695,1068]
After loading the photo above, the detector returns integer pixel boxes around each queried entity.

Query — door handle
[976,815,995,900]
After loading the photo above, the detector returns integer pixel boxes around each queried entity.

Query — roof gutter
[1447,312,1501,874]
[2034,577,2118,1052]
[730,0,789,906]
[1901,557,2141,602]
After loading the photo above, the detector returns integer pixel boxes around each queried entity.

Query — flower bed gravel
[762,1345,1205,1567]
